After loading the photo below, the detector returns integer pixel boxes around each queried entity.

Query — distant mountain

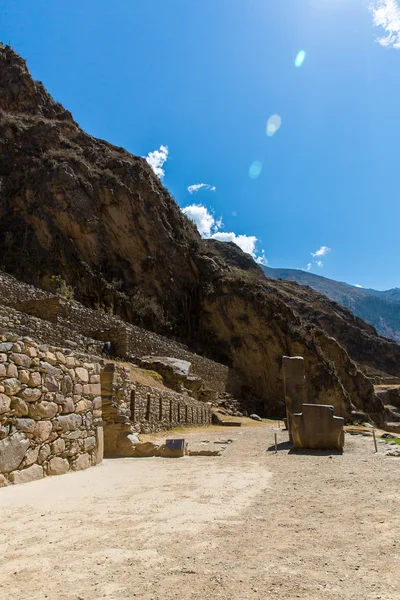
[262,267,400,344]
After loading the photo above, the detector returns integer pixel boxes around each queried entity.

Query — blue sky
[1,0,399,290]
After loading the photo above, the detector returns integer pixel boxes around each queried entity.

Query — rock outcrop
[1,45,399,423]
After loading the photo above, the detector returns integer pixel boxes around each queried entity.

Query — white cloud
[210,231,258,257]
[370,0,400,49]
[315,260,324,268]
[182,204,216,236]
[182,203,266,262]
[187,183,216,194]
[306,263,312,271]
[144,145,169,179]
[311,245,331,258]
[354,284,363,288]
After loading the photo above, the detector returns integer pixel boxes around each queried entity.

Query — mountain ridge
[262,266,400,343]
[1,44,400,425]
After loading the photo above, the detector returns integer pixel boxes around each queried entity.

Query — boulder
[48,457,70,476]
[0,432,30,472]
[9,464,44,484]
[0,393,11,414]
[139,356,191,392]
[71,453,91,471]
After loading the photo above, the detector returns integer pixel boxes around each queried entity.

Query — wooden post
[372,429,378,453]
[274,432,278,454]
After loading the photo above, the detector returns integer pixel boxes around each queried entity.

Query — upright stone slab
[282,356,307,443]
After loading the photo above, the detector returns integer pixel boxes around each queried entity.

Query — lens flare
[295,50,306,68]
[248,161,262,179]
[266,114,282,137]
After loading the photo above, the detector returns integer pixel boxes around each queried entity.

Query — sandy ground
[0,425,399,600]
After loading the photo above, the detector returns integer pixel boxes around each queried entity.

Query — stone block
[71,453,91,471]
[75,399,91,413]
[40,362,62,376]
[44,375,59,392]
[291,404,345,451]
[84,436,96,452]
[51,438,66,454]
[6,363,18,378]
[75,367,89,383]
[19,388,42,402]
[33,421,53,442]
[15,418,36,433]
[3,377,22,395]
[28,401,58,420]
[24,446,40,467]
[93,427,104,465]
[0,474,8,487]
[48,457,70,476]
[54,413,82,432]
[10,353,32,368]
[0,364,6,376]
[38,444,51,464]
[18,370,30,384]
[61,398,75,414]
[9,464,44,484]
[10,397,29,416]
[0,432,30,473]
[0,342,13,352]
[28,372,42,387]
[0,393,11,414]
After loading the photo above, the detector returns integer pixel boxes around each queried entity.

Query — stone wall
[0,270,242,396]
[0,332,103,487]
[131,382,212,434]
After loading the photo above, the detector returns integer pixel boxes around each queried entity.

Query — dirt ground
[0,424,399,600]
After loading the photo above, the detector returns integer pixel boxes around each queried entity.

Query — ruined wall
[0,332,103,487]
[131,382,212,434]
[0,270,242,396]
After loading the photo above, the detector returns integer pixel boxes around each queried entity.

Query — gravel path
[0,425,399,600]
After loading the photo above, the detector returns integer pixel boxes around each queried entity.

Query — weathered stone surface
[15,418,36,433]
[28,401,58,420]
[0,392,11,414]
[19,387,42,402]
[0,432,30,472]
[0,364,6,376]
[71,453,91,471]
[44,375,59,391]
[51,438,65,454]
[53,413,82,432]
[61,397,75,414]
[93,427,104,465]
[18,369,30,384]
[10,353,32,368]
[0,342,13,352]
[10,396,29,416]
[6,363,18,378]
[24,445,40,466]
[9,464,44,484]
[40,362,62,376]
[48,457,70,476]
[37,444,51,464]
[27,372,41,387]
[33,421,53,441]
[83,436,96,451]
[0,474,8,487]
[75,367,89,383]
[75,399,91,413]
[3,377,22,395]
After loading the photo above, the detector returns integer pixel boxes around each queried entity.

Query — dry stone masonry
[0,332,103,487]
[0,329,212,486]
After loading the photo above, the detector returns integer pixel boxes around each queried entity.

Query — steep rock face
[0,45,397,422]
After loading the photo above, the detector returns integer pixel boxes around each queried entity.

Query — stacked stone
[132,382,212,434]
[0,332,102,487]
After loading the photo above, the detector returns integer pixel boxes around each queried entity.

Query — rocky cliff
[1,44,399,424]
[262,266,400,343]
